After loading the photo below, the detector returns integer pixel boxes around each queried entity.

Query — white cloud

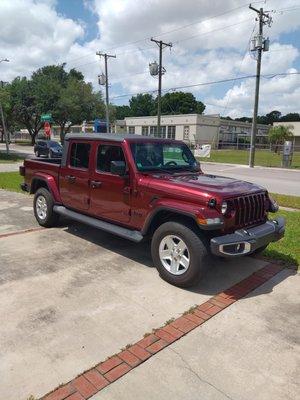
[0,0,299,116]
[0,0,83,81]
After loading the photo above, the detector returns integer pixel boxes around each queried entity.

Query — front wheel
[151,221,211,287]
[33,188,58,227]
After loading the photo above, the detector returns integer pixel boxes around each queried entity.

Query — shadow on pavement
[64,220,295,299]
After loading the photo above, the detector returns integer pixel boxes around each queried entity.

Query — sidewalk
[91,268,299,400]
[0,162,22,173]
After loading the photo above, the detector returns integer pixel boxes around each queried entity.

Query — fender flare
[30,173,62,203]
[141,205,198,235]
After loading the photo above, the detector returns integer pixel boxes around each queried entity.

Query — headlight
[269,197,279,213]
[221,201,228,215]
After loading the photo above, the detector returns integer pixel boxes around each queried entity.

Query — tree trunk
[60,124,65,144]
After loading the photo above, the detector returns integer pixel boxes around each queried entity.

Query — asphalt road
[1,143,300,195]
[201,162,300,196]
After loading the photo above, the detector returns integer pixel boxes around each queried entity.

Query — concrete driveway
[0,190,299,400]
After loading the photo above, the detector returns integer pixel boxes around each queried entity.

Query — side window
[97,145,125,172]
[70,142,91,169]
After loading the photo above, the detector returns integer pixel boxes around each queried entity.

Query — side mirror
[110,160,127,176]
[192,161,201,172]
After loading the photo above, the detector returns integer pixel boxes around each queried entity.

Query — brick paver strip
[40,262,285,400]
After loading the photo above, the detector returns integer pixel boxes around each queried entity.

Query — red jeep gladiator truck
[20,133,284,287]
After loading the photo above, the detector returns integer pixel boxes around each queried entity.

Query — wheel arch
[30,175,62,203]
[142,207,202,237]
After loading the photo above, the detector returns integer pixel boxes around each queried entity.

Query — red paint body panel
[22,137,269,235]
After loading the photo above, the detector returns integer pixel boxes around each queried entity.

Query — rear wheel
[151,221,211,287]
[33,188,58,227]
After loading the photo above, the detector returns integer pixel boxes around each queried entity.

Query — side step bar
[53,205,143,243]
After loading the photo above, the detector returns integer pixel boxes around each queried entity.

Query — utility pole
[150,38,172,136]
[0,59,10,154]
[96,52,116,133]
[248,4,271,167]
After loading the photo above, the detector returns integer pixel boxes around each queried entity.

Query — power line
[222,21,257,116]
[62,1,263,67]
[110,71,300,100]
[66,18,254,71]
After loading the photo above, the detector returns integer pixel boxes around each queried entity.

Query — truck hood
[147,172,265,199]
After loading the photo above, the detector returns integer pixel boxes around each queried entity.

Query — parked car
[34,140,62,158]
[20,133,284,287]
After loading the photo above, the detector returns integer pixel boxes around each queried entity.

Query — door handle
[90,180,102,188]
[123,186,131,194]
[66,175,76,183]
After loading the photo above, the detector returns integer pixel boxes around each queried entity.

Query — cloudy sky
[0,0,299,117]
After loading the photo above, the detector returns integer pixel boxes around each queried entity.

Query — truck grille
[231,193,266,227]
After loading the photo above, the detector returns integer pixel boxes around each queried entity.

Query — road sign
[41,114,52,122]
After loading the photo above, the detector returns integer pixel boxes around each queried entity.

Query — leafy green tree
[160,92,205,115]
[268,124,294,153]
[115,105,132,119]
[7,64,105,144]
[0,83,16,142]
[280,113,300,122]
[9,77,43,144]
[54,79,105,142]
[129,93,155,116]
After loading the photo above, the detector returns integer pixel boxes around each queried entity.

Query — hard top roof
[64,133,180,143]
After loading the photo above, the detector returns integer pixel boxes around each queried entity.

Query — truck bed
[23,157,61,190]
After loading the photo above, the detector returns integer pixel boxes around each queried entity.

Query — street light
[0,58,10,154]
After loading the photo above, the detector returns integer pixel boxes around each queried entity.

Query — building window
[69,142,91,169]
[142,126,149,136]
[150,126,157,136]
[128,126,135,134]
[160,126,166,138]
[167,125,176,139]
[183,126,190,140]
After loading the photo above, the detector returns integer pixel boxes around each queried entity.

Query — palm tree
[268,124,294,153]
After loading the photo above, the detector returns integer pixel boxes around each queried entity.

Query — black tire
[35,150,39,157]
[33,188,58,227]
[151,221,211,288]
[48,150,52,158]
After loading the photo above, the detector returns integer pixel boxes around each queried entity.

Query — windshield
[130,142,198,172]
[49,141,62,149]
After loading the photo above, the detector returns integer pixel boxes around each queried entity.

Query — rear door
[60,140,91,211]
[89,142,131,224]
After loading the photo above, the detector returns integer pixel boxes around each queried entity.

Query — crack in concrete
[169,347,236,400]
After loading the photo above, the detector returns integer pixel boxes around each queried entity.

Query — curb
[40,262,285,400]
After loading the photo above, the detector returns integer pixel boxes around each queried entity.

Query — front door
[60,141,91,211]
[89,143,131,224]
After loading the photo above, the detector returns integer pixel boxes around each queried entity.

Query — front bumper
[210,217,285,257]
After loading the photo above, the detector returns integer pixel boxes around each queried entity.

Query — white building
[124,114,269,147]
[273,121,300,148]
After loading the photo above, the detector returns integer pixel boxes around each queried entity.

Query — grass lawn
[264,210,300,267]
[0,152,24,163]
[199,149,300,168]
[270,193,300,210]
[0,171,23,192]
